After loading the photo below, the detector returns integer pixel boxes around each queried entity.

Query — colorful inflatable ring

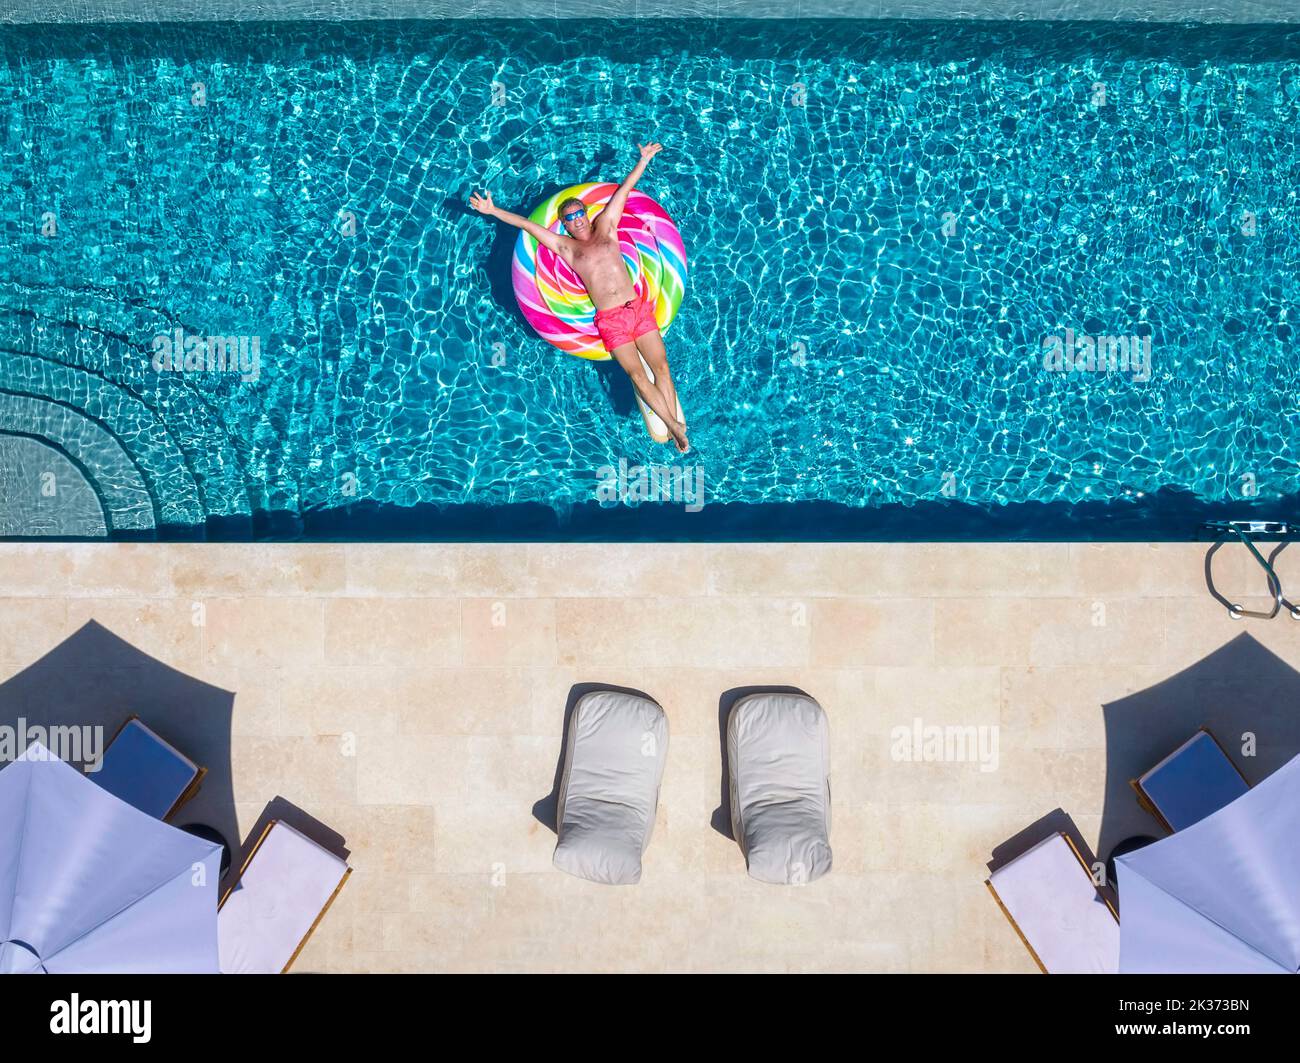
[511,182,687,362]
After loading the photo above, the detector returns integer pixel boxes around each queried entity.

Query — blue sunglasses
[561,208,586,223]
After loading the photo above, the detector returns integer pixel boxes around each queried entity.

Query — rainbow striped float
[511,182,688,362]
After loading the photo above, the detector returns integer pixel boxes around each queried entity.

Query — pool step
[0,297,265,536]
[0,396,154,536]
[0,432,109,538]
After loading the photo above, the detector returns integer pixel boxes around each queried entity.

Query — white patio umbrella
[1116,752,1300,974]
[0,742,222,973]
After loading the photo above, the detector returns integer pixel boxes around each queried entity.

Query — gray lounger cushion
[553,690,669,885]
[728,692,832,885]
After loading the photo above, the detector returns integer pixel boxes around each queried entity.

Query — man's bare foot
[670,421,690,453]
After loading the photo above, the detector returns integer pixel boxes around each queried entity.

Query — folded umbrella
[1116,752,1300,974]
[0,742,222,973]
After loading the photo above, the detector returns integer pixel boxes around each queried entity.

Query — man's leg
[609,341,689,452]
[632,329,680,425]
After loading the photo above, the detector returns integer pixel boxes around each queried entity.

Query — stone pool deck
[1,541,1296,972]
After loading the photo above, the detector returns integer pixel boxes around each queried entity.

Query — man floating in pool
[470,142,689,452]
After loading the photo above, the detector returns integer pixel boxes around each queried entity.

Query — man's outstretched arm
[469,191,565,253]
[601,142,661,230]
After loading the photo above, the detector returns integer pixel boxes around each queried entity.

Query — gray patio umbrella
[0,743,222,973]
[1116,752,1300,973]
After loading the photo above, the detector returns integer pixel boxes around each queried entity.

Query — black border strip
[116,488,1300,542]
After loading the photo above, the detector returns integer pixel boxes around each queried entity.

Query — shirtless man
[470,142,688,452]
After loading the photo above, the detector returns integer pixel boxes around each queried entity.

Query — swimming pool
[1,20,1297,540]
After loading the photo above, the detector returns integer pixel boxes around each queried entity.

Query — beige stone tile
[704,544,916,598]
[345,544,537,598]
[653,805,738,876]
[528,543,712,597]
[993,747,1108,817]
[1067,542,1221,599]
[425,736,562,875]
[323,598,460,668]
[226,669,282,737]
[810,599,934,666]
[934,599,1033,667]
[313,802,437,876]
[402,874,502,955]
[842,736,1006,809]
[524,666,651,736]
[796,668,877,731]
[1230,621,1300,674]
[998,665,1143,751]
[460,598,555,666]
[875,666,1001,731]
[1028,597,1166,668]
[862,803,1011,875]
[1264,544,1300,608]
[64,598,205,674]
[277,666,403,738]
[169,544,346,597]
[1161,596,1269,669]
[918,543,1073,597]
[354,734,471,807]
[397,667,537,735]
[887,872,976,972]
[202,597,325,671]
[341,868,411,916]
[556,598,809,669]
[826,804,885,873]
[655,734,728,873]
[65,544,172,597]
[0,597,70,673]
[0,545,75,596]
[432,810,556,878]
[638,666,846,739]
[229,735,357,808]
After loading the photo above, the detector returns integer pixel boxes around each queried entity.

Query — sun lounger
[986,832,1120,973]
[1132,728,1249,833]
[727,692,832,885]
[553,689,669,885]
[217,820,351,973]
[92,715,205,821]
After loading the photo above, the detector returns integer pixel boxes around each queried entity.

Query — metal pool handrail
[1202,520,1297,621]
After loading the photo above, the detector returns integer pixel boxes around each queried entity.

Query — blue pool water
[1,20,1298,539]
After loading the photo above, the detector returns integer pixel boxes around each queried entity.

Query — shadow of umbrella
[1098,632,1300,867]
[0,620,238,887]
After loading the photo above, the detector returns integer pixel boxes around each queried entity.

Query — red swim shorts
[594,295,659,353]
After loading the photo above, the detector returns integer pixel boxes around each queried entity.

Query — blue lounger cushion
[92,718,200,820]
[1138,730,1248,832]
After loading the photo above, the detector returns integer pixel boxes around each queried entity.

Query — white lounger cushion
[553,690,669,885]
[728,692,832,885]
[988,833,1119,974]
[218,821,349,974]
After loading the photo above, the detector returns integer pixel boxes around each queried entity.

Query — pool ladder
[1202,520,1300,621]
